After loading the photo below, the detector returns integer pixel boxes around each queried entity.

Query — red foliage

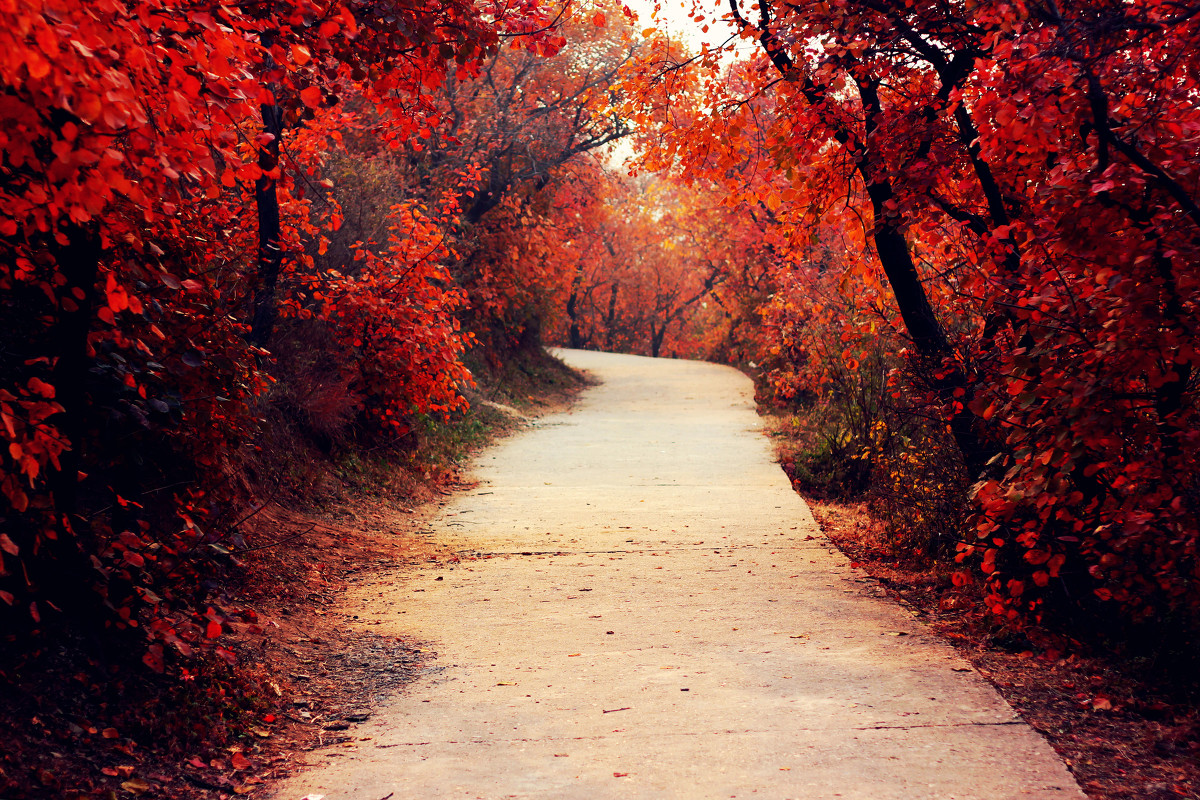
[0,0,572,665]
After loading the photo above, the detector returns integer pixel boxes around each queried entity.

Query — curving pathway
[274,348,1085,800]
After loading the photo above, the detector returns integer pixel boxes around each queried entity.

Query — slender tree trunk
[604,282,619,350]
[567,267,583,348]
[250,99,284,347]
[651,324,665,358]
[43,224,107,626]
[731,0,995,478]
[47,225,100,522]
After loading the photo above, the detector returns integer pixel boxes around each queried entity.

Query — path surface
[275,349,1084,799]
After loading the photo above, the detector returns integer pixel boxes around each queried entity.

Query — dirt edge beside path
[238,377,591,796]
[0,354,588,800]
[801,501,1200,800]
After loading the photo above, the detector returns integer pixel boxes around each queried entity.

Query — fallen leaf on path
[120,778,152,795]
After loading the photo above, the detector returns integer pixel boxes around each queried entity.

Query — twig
[234,524,318,554]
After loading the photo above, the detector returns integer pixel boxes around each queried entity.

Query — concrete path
[274,349,1085,800]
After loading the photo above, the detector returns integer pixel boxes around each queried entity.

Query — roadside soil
[0,474,468,800]
[805,500,1200,800]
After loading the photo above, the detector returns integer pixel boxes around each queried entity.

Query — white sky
[600,0,752,168]
[621,0,743,54]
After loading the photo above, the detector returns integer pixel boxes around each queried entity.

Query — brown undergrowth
[0,349,587,799]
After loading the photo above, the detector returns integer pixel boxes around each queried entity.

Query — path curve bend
[275,349,1084,800]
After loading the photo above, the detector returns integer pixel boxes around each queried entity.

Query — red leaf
[299,85,322,108]
[142,645,164,673]
[26,377,55,398]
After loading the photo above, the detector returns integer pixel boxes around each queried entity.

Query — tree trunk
[42,224,108,627]
[567,267,583,348]
[250,99,284,347]
[604,282,619,350]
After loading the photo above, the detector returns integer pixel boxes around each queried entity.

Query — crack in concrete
[455,544,841,558]
[367,720,1027,749]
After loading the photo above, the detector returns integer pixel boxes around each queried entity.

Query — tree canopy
[3,0,1199,671]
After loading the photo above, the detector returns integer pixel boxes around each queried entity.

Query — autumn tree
[619,0,1200,635]
[436,1,641,356]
